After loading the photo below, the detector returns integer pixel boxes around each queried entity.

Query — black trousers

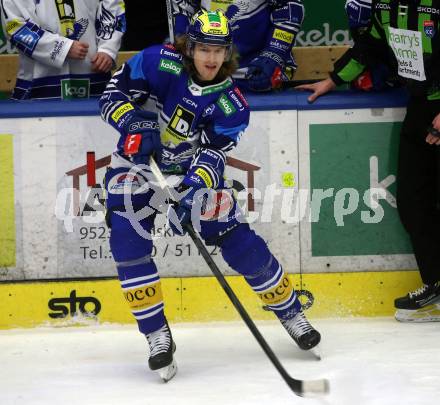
[397,97,440,285]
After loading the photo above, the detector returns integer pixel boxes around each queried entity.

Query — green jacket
[331,0,440,99]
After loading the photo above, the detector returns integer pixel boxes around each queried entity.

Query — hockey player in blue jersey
[170,1,304,92]
[100,9,320,381]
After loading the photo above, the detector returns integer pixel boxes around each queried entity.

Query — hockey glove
[167,184,196,236]
[246,52,286,92]
[345,0,372,29]
[352,64,397,92]
[117,111,161,164]
[168,171,212,236]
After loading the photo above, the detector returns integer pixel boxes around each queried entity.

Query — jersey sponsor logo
[228,90,245,111]
[5,19,22,35]
[375,3,391,11]
[273,28,294,44]
[424,21,436,38]
[111,103,134,123]
[50,40,65,61]
[233,87,249,107]
[159,58,183,76]
[123,281,163,311]
[61,78,90,99]
[163,105,195,146]
[268,39,290,53]
[194,168,213,188]
[217,94,236,116]
[12,26,40,52]
[160,47,181,59]
[417,6,440,15]
[258,276,293,306]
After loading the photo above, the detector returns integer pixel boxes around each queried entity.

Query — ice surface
[1,318,439,405]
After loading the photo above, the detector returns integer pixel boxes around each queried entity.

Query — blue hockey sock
[245,257,301,320]
[116,257,166,335]
[220,224,301,320]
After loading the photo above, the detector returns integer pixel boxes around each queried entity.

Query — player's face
[193,43,227,81]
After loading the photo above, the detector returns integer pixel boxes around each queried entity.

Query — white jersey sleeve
[95,0,125,61]
[1,0,73,68]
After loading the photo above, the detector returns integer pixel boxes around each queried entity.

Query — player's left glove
[167,184,199,236]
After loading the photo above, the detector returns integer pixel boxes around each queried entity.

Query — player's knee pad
[219,224,273,277]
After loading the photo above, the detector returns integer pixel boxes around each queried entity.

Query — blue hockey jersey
[99,43,250,189]
[171,1,304,69]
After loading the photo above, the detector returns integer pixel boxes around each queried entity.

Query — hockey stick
[148,157,329,397]
[165,0,175,44]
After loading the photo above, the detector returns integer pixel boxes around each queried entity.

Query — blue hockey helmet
[186,9,233,59]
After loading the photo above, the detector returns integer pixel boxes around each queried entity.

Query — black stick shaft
[147,157,328,396]
[184,224,300,392]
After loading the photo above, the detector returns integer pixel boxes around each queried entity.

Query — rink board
[0,270,422,329]
[0,90,415,283]
[0,89,420,328]
[0,109,299,281]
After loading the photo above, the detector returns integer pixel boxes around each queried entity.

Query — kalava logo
[159,58,182,76]
[61,79,90,99]
[217,94,236,116]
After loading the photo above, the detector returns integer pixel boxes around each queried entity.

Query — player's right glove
[117,111,161,164]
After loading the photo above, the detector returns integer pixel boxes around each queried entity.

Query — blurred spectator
[0,0,125,100]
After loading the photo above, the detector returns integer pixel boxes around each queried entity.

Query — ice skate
[280,310,321,354]
[145,322,177,382]
[395,282,440,322]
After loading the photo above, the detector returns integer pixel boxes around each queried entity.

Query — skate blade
[395,304,440,323]
[158,359,178,382]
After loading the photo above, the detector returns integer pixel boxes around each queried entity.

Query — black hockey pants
[397,97,440,285]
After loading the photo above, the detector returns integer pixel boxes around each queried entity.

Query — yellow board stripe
[0,134,16,267]
[0,271,423,329]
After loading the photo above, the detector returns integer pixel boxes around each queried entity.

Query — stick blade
[289,378,330,397]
